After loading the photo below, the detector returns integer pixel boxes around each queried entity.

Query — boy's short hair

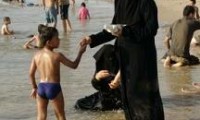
[183,5,195,16]
[39,26,58,47]
[38,24,46,34]
[3,16,10,22]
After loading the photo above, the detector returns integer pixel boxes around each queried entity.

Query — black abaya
[89,0,164,119]
[75,44,123,111]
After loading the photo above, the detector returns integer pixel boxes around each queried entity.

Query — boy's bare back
[33,48,61,83]
[32,46,86,83]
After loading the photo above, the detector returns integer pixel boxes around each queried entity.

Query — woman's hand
[109,70,121,89]
[95,70,110,81]
[109,80,120,89]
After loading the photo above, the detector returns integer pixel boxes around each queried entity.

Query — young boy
[29,26,86,120]
[1,17,14,35]
[23,24,45,49]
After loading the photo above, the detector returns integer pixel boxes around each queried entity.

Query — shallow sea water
[0,0,200,120]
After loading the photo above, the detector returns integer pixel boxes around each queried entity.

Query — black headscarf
[93,44,119,75]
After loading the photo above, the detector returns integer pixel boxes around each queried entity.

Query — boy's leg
[51,91,66,120]
[37,95,49,120]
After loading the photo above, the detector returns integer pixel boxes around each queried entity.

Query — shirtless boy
[1,17,14,35]
[29,26,86,120]
[42,0,58,27]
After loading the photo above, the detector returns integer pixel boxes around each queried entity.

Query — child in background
[29,26,86,120]
[1,17,14,35]
[23,24,45,49]
[78,2,90,19]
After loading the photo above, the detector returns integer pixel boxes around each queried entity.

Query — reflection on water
[0,0,200,120]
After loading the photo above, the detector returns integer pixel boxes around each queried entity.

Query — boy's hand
[79,45,87,54]
[80,36,91,46]
[30,88,37,99]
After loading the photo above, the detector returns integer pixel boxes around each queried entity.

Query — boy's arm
[29,56,37,89]
[23,37,36,49]
[59,53,82,69]
[59,45,86,69]
[4,26,13,35]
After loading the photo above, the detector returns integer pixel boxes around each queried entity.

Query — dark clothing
[89,0,164,120]
[60,4,69,20]
[167,17,200,59]
[75,44,123,111]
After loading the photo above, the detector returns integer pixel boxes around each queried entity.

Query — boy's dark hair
[81,2,86,7]
[183,5,195,17]
[38,24,46,34]
[190,0,196,4]
[39,27,58,47]
[3,16,10,22]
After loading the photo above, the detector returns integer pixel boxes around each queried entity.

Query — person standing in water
[29,26,86,120]
[42,0,58,27]
[58,0,72,32]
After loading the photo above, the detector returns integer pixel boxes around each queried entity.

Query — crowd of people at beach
[1,0,200,120]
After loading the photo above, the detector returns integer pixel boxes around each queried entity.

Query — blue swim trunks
[37,82,61,100]
[45,7,57,23]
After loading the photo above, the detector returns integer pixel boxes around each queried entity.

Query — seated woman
[75,44,123,111]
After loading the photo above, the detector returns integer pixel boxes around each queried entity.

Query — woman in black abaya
[75,44,123,111]
[80,0,164,119]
